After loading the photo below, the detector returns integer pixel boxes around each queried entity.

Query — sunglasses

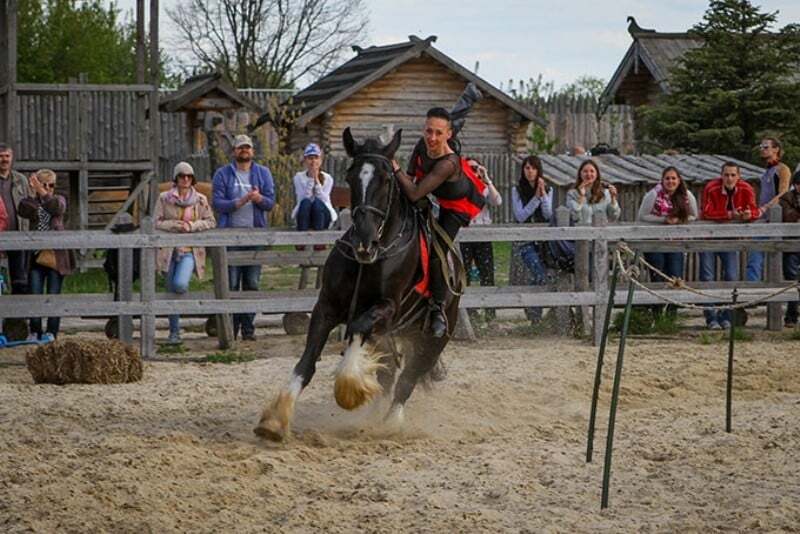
[176,173,194,180]
[42,182,56,189]
[759,143,773,150]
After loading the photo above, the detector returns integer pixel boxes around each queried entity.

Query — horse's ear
[343,127,357,157]
[383,128,402,159]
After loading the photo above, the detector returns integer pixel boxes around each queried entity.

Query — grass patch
[651,312,683,335]
[612,307,654,335]
[697,327,753,345]
[789,328,800,340]
[205,349,256,364]
[157,343,188,355]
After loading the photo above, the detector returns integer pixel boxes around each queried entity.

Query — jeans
[784,253,800,324]
[6,250,31,294]
[699,251,739,325]
[228,246,262,337]
[645,252,685,316]
[29,264,64,337]
[296,198,331,231]
[519,242,547,322]
[166,252,195,335]
[746,246,765,282]
[460,241,495,320]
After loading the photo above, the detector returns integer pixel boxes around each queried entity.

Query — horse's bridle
[349,152,396,245]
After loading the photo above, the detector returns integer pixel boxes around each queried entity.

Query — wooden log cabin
[259,35,545,158]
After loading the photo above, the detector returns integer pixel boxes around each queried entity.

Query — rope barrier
[613,242,800,312]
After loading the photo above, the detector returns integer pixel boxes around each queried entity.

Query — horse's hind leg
[385,336,448,426]
[254,302,341,441]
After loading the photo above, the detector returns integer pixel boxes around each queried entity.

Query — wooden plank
[139,216,156,358]
[15,83,154,93]
[13,160,154,172]
[767,206,783,331]
[593,213,609,346]
[209,246,234,349]
[118,248,134,343]
[6,0,18,153]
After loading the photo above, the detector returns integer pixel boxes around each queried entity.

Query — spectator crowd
[1,132,800,344]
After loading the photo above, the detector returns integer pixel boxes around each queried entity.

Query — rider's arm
[393,157,458,202]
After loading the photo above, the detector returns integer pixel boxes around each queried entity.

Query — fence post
[139,216,156,359]
[767,205,783,331]
[554,206,572,336]
[575,210,592,338]
[209,246,234,349]
[592,212,609,346]
[117,247,134,344]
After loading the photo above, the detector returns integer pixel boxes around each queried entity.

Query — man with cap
[212,134,275,341]
[779,170,800,327]
[0,143,32,297]
[291,143,337,247]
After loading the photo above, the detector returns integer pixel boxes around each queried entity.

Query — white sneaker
[26,333,39,342]
[719,320,732,330]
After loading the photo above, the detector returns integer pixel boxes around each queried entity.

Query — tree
[167,0,368,89]
[17,0,138,84]
[639,0,800,163]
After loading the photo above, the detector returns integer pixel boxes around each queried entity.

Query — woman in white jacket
[291,143,337,250]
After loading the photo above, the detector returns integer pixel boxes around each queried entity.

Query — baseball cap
[233,134,253,149]
[173,161,195,178]
[303,143,322,158]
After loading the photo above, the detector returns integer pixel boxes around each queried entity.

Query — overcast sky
[114,0,800,90]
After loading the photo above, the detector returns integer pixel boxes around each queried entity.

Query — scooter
[0,333,55,349]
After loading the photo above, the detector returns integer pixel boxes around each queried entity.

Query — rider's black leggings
[430,209,468,304]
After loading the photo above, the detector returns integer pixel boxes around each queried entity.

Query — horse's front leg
[254,301,341,441]
[335,299,396,410]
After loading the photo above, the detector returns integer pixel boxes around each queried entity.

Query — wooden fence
[2,210,799,358]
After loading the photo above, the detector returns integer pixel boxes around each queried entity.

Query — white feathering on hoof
[253,374,303,441]
[334,334,386,410]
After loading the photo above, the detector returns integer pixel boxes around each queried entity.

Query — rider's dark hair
[426,107,452,122]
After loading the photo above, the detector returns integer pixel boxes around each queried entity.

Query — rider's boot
[429,300,447,338]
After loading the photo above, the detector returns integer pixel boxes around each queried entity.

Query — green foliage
[612,307,654,335]
[18,0,136,83]
[651,312,683,335]
[157,343,188,354]
[639,0,800,164]
[205,350,255,364]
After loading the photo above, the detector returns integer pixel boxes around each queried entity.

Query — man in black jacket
[779,170,800,327]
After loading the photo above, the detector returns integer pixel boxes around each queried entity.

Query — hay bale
[26,338,143,384]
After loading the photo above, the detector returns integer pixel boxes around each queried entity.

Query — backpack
[538,215,576,273]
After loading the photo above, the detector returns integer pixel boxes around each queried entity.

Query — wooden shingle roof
[539,153,762,187]
[261,35,545,129]
[160,72,262,113]
[601,17,702,104]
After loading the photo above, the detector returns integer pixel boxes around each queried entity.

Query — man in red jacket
[699,162,761,329]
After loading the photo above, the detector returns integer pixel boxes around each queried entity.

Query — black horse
[254,128,460,441]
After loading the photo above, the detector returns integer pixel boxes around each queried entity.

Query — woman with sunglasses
[155,162,216,344]
[18,169,75,340]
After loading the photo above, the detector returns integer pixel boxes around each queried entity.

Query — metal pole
[726,288,738,433]
[586,250,621,463]
[601,251,639,509]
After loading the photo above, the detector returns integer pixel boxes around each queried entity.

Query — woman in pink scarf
[155,162,216,344]
[637,166,698,317]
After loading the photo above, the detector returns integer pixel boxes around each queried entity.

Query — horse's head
[342,127,403,263]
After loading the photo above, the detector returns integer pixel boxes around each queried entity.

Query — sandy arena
[1,325,799,532]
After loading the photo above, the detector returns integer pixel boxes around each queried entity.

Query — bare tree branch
[167,0,368,88]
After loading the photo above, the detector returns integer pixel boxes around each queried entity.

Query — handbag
[36,249,58,270]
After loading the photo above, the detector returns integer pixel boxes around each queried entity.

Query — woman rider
[391,107,485,338]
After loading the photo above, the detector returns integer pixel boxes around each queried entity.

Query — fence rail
[2,214,799,358]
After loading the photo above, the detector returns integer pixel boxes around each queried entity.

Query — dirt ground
[1,322,799,533]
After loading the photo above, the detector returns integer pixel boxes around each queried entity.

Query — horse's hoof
[253,392,294,441]
[253,422,285,442]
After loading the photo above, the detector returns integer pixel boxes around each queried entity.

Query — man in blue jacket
[212,134,275,341]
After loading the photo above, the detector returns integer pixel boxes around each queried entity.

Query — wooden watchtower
[0,0,162,230]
